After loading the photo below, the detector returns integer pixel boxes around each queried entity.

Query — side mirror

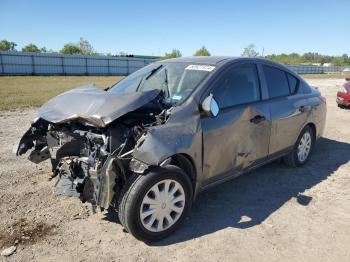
[201,93,219,117]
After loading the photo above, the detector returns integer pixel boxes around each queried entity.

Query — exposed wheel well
[170,154,197,192]
[306,122,317,141]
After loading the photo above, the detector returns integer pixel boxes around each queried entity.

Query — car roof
[163,56,236,65]
[162,56,280,66]
[161,56,298,77]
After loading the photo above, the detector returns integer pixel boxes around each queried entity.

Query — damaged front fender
[132,106,202,172]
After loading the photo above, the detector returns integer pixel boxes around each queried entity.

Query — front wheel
[118,165,193,242]
[283,126,314,167]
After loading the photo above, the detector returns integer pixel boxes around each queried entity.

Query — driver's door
[201,63,271,186]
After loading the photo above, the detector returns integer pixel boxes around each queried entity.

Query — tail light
[345,77,350,81]
[318,95,326,104]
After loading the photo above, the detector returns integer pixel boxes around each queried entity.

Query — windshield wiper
[136,64,163,92]
[163,68,170,97]
[145,64,163,80]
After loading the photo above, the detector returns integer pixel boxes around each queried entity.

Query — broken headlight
[129,158,149,174]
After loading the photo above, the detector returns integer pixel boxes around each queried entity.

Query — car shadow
[148,137,350,246]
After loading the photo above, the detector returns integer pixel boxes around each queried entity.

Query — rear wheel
[283,126,314,167]
[118,165,193,242]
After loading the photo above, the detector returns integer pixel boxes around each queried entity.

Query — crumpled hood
[37,84,160,127]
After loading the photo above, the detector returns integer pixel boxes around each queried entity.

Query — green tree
[164,49,182,59]
[118,52,128,56]
[59,38,96,55]
[241,44,259,57]
[40,47,48,53]
[60,44,82,55]
[265,52,350,66]
[194,46,211,56]
[78,37,96,55]
[22,43,41,53]
[0,40,17,51]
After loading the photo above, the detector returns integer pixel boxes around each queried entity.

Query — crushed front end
[16,87,171,210]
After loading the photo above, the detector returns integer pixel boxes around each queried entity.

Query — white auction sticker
[185,65,215,72]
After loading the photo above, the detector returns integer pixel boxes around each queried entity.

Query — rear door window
[212,64,261,108]
[263,65,290,98]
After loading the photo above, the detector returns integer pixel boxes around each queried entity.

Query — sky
[0,0,349,56]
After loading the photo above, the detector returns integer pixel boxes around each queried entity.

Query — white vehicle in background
[342,68,350,74]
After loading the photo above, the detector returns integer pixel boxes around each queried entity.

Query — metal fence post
[0,53,3,74]
[61,56,65,75]
[85,57,88,76]
[31,54,35,75]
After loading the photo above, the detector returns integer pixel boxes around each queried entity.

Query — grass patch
[1,74,349,110]
[0,76,123,110]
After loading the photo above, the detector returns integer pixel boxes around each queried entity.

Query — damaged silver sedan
[16,57,326,241]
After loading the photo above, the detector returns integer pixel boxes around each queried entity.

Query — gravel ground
[0,78,349,262]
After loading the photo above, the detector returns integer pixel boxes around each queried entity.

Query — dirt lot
[1,77,350,261]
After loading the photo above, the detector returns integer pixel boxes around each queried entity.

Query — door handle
[299,105,311,113]
[250,115,266,124]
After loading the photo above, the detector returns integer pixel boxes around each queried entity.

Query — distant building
[300,62,321,66]
[323,63,333,67]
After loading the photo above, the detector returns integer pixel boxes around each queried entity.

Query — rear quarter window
[287,74,299,94]
[299,79,313,94]
[263,65,290,98]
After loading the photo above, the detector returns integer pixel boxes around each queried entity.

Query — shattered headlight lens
[129,158,149,174]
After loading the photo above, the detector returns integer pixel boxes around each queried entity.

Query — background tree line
[0,38,97,56]
[0,39,349,66]
[241,44,350,66]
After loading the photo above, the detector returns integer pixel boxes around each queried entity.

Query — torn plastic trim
[96,157,122,209]
[16,119,49,156]
[160,157,172,167]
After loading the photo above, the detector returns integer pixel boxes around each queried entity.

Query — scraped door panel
[201,102,270,185]
[200,63,271,186]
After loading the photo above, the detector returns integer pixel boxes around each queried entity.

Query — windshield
[109,62,215,105]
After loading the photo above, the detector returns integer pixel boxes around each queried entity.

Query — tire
[283,125,314,167]
[118,165,193,242]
